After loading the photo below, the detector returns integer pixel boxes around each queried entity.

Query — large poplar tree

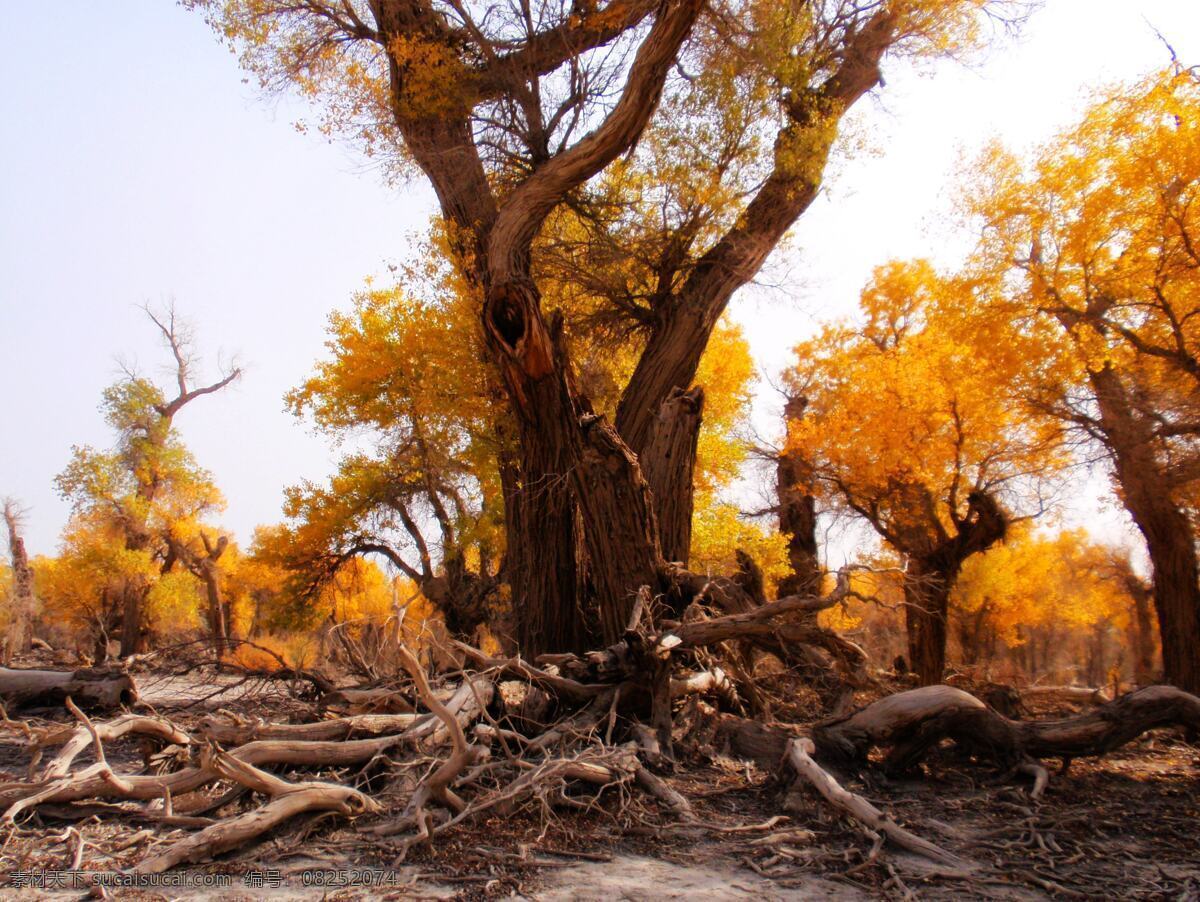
[193,0,1020,654]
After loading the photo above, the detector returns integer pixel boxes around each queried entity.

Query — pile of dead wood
[1,580,1197,880]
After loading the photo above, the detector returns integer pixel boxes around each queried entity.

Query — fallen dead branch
[134,748,380,872]
[38,713,191,780]
[371,647,484,840]
[787,737,966,867]
[198,711,418,744]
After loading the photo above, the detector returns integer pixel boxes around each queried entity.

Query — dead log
[0,667,137,710]
[199,712,418,745]
[321,686,415,714]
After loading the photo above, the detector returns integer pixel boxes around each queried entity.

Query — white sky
[1,0,1198,558]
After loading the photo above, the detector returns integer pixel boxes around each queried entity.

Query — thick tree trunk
[200,566,228,658]
[1091,364,1200,694]
[903,560,952,687]
[640,387,703,566]
[119,521,156,658]
[503,371,587,656]
[896,491,1007,687]
[574,420,664,643]
[119,579,149,658]
[776,395,821,598]
[3,504,36,662]
[1136,513,1199,693]
[1128,580,1156,685]
[484,288,663,653]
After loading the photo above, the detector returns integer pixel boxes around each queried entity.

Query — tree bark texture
[903,560,953,688]
[640,387,703,566]
[775,395,821,598]
[485,298,591,656]
[1091,364,1200,694]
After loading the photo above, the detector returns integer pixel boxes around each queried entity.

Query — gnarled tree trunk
[901,491,1008,686]
[484,290,665,653]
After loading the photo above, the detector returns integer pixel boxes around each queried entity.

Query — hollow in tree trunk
[484,289,664,654]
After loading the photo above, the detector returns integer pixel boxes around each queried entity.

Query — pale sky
[1,0,1198,558]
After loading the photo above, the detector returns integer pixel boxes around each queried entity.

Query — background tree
[962,67,1200,692]
[952,527,1140,683]
[36,513,153,660]
[786,260,1063,684]
[269,282,507,642]
[54,307,240,655]
[2,499,36,662]
[192,0,1022,655]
